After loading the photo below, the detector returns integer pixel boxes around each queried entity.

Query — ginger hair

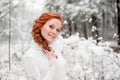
[31,12,63,52]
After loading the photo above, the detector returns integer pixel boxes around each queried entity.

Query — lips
[48,34,56,39]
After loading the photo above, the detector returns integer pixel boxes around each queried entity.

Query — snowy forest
[0,0,120,80]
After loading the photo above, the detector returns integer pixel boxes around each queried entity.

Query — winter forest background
[0,0,120,80]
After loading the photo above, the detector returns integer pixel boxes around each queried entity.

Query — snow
[1,33,120,80]
[0,0,118,79]
[61,34,120,80]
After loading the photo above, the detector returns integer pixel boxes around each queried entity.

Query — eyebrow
[50,23,61,29]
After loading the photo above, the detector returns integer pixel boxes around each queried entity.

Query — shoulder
[22,44,46,63]
[22,48,48,70]
[24,41,44,57]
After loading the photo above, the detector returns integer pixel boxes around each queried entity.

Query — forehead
[45,19,62,27]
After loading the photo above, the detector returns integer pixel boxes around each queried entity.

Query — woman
[22,12,67,80]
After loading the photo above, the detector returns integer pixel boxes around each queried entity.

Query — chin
[47,40,54,44]
[47,37,56,44]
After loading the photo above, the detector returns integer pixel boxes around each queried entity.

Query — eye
[57,29,60,32]
[49,25,54,29]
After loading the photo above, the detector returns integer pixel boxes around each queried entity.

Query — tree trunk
[117,0,120,45]
[91,14,99,40]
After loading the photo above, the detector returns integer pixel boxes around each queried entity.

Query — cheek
[56,33,59,36]
[41,28,47,37]
[54,32,59,38]
[42,27,49,34]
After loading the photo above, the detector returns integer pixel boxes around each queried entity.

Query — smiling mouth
[48,34,56,39]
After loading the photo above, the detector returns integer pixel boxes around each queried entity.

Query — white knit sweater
[22,41,67,80]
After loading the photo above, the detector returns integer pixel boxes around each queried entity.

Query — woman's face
[41,19,62,44]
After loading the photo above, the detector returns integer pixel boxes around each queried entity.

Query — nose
[52,29,57,34]
[51,29,58,37]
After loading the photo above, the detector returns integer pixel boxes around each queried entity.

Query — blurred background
[0,0,119,80]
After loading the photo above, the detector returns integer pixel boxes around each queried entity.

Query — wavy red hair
[31,12,63,52]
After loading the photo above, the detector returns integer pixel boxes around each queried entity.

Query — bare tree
[117,0,120,45]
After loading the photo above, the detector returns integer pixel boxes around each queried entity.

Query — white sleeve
[23,56,58,80]
[43,63,57,80]
[23,56,41,80]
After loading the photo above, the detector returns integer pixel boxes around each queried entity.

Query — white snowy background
[0,0,119,80]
